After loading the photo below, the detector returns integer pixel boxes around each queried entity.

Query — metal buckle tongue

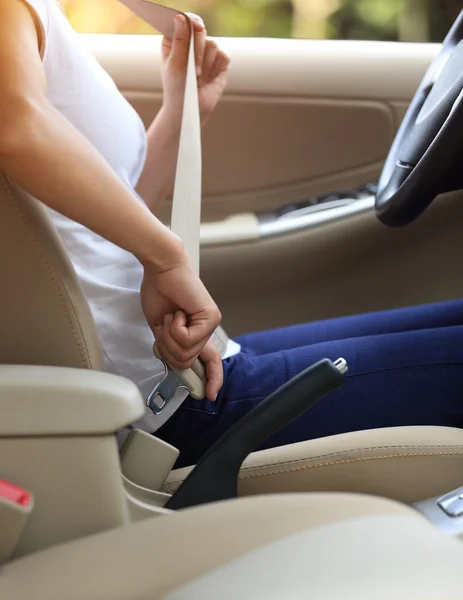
[147,343,208,415]
[147,362,190,415]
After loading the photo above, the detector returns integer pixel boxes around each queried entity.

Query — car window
[61,0,459,42]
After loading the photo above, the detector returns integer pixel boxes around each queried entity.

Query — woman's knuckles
[212,307,222,327]
[206,38,218,51]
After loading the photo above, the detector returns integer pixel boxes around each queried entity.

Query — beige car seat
[3,494,463,600]
[0,173,103,371]
[1,174,463,597]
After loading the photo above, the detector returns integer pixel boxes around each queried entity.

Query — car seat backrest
[0,173,104,370]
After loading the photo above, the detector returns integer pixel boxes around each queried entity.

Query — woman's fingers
[174,306,222,348]
[165,14,190,71]
[209,50,230,82]
[155,310,214,369]
[161,13,230,92]
[160,35,172,63]
[155,313,200,369]
[156,328,223,401]
[200,39,218,84]
[154,309,223,395]
[185,13,207,77]
[154,309,223,400]
[200,339,223,401]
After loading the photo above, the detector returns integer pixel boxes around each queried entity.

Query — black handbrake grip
[165,357,348,510]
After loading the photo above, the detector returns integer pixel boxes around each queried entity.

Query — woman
[2,0,463,469]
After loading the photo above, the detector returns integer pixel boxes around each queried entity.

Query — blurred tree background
[60,0,460,42]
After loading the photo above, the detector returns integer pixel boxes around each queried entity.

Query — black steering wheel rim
[375,10,463,227]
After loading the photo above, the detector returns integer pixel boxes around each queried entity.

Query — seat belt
[118,0,234,419]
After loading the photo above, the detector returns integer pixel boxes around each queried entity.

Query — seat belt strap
[166,22,234,359]
[169,13,201,275]
[166,1,232,360]
[155,3,231,361]
[118,0,231,412]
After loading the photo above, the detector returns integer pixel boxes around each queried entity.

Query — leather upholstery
[164,500,463,600]
[1,493,461,599]
[0,175,103,370]
[163,425,463,504]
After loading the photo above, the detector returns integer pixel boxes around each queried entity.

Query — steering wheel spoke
[376,10,463,226]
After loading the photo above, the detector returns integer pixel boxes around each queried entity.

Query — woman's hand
[140,251,223,401]
[161,13,230,124]
[136,13,230,219]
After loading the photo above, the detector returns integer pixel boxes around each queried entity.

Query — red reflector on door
[0,479,31,506]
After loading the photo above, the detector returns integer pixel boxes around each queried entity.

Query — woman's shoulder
[19,0,50,58]
[20,0,49,25]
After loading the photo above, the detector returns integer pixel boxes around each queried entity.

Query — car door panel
[87,35,463,335]
[200,191,463,336]
[87,36,437,219]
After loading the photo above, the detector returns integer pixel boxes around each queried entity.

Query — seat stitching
[1,175,90,368]
[238,450,463,482]
[162,448,463,491]
[239,443,463,471]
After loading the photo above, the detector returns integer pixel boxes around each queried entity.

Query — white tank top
[24,0,171,427]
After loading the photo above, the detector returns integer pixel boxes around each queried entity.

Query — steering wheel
[376,10,463,227]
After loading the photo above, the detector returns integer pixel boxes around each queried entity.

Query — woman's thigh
[157,323,463,468]
[235,298,463,355]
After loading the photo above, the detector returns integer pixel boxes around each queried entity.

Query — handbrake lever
[165,357,348,510]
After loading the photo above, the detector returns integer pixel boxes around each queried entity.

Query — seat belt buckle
[0,479,33,564]
[147,343,207,415]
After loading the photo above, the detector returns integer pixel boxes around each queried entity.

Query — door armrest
[0,365,145,436]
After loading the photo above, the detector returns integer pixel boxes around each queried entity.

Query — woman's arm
[0,0,180,267]
[0,0,223,399]
[135,14,230,213]
[135,107,181,214]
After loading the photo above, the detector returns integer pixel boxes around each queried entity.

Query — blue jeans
[156,299,463,468]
